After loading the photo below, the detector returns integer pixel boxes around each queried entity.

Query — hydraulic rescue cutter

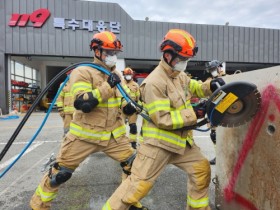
[206,81,262,127]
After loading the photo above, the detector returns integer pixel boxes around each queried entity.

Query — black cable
[0,61,209,161]
[0,62,88,161]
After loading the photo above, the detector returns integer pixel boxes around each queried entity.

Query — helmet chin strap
[95,48,104,62]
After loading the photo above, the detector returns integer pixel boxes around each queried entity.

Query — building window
[11,60,40,85]
[10,60,41,112]
[15,62,24,77]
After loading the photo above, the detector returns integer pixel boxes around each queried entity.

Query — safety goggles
[103,50,120,56]
[175,55,191,62]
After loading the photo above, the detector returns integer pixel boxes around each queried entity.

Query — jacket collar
[159,57,180,79]
[124,79,134,84]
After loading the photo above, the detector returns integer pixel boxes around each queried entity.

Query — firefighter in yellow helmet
[123,67,141,149]
[102,29,225,210]
[56,76,75,135]
[30,31,147,210]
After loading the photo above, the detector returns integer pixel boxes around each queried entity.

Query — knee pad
[120,152,136,175]
[129,123,137,134]
[49,163,74,187]
[193,159,211,190]
[123,180,153,204]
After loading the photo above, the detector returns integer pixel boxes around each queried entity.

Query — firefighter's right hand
[193,101,207,119]
[74,92,99,113]
[107,73,121,88]
[58,107,65,117]
[210,78,225,92]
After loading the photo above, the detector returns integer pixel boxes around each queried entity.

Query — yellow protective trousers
[104,143,211,210]
[30,134,134,210]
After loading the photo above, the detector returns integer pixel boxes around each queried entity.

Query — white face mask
[210,69,219,78]
[125,75,132,80]
[173,60,188,72]
[104,55,117,67]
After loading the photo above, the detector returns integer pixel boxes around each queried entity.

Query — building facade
[1,0,280,114]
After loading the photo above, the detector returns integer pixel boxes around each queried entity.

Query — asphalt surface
[0,112,216,210]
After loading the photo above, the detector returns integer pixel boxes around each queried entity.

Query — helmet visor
[103,50,120,56]
[176,55,192,62]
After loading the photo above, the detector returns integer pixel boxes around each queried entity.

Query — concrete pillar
[215,66,280,210]
[116,58,125,75]
[0,1,8,114]
[0,52,9,114]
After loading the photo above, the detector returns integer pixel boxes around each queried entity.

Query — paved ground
[0,112,216,210]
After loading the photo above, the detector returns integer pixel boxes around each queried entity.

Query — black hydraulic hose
[0,62,87,161]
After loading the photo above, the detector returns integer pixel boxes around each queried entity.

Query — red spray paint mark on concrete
[268,114,275,122]
[224,84,280,210]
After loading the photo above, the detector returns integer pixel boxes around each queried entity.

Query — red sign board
[8,8,50,28]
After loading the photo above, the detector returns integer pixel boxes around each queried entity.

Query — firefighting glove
[210,129,216,144]
[107,73,121,88]
[123,102,137,116]
[74,92,99,113]
[193,101,207,119]
[210,78,225,92]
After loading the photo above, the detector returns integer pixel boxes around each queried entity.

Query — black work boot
[209,157,216,165]
[129,205,149,210]
[131,142,137,149]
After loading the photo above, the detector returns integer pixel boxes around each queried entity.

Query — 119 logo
[8,8,50,28]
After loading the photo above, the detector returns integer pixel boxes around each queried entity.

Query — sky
[83,0,280,29]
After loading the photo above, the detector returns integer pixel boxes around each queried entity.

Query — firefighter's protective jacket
[124,79,140,102]
[68,58,129,146]
[56,82,75,114]
[140,58,212,155]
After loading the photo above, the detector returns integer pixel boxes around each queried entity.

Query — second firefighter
[123,67,141,149]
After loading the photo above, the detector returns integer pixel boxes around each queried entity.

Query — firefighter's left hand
[193,101,207,119]
[123,102,137,116]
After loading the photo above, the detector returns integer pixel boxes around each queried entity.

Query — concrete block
[215,66,280,210]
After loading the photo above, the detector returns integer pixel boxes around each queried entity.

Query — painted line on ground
[0,140,61,145]
[0,142,44,170]
[0,144,60,197]
[193,136,210,138]
[0,125,63,129]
